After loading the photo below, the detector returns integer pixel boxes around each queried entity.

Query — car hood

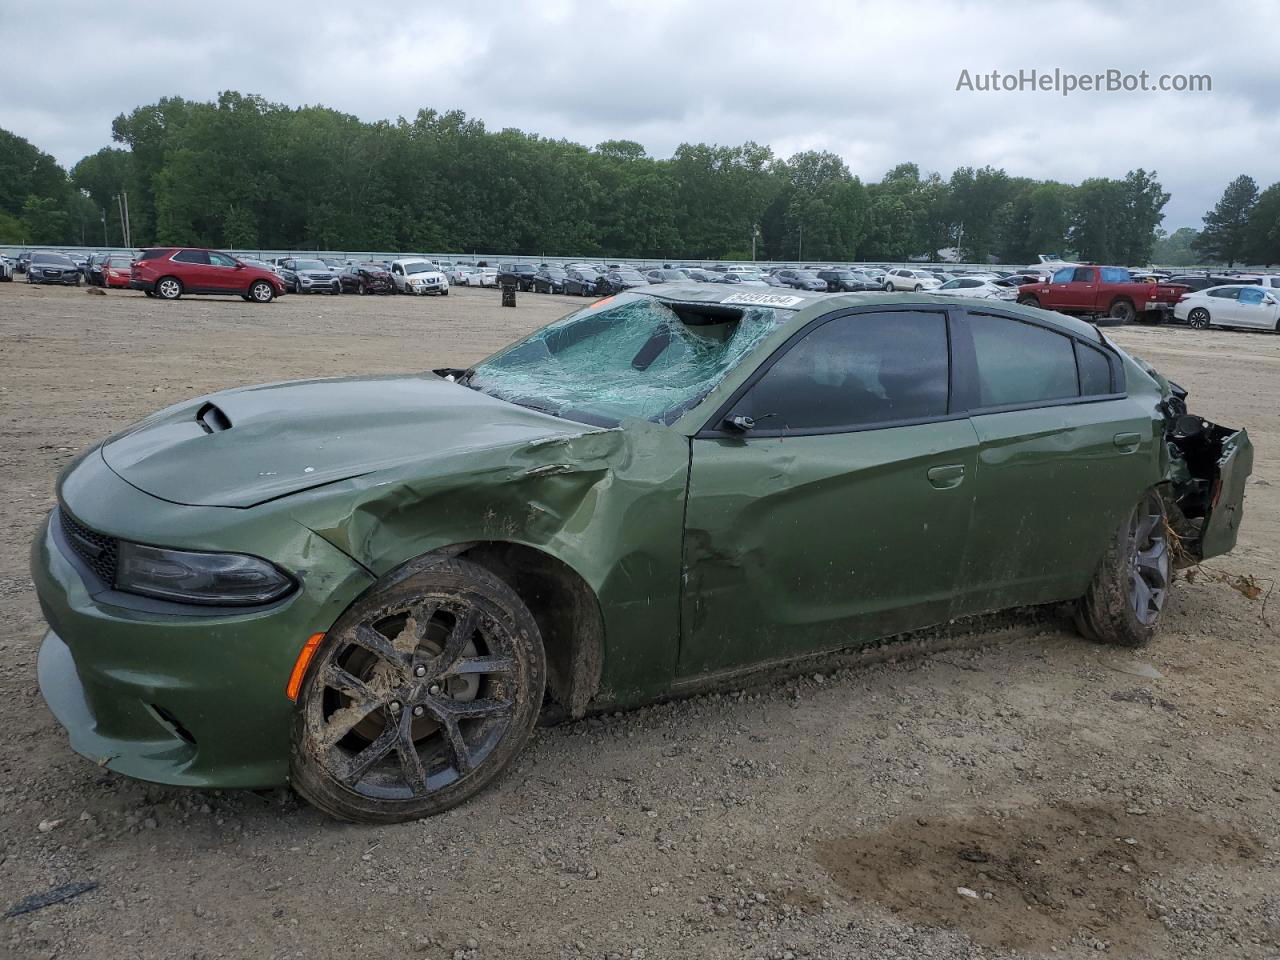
[100,375,581,508]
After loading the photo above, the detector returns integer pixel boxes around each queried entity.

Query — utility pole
[797,224,803,263]
[116,194,126,247]
[122,190,132,248]
[101,208,108,246]
[751,224,760,263]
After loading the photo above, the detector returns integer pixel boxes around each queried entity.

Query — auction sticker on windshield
[720,292,805,308]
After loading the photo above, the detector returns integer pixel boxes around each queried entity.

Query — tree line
[0,89,1245,267]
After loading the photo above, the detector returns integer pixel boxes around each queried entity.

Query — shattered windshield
[467,292,785,425]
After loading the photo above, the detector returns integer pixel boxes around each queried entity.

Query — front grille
[59,509,118,585]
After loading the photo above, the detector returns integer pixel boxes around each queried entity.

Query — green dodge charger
[32,287,1252,822]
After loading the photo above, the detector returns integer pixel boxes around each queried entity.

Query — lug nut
[388,700,401,713]
[412,705,425,717]
[428,684,442,696]
[414,665,426,677]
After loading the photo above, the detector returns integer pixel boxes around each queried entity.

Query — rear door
[679,307,979,678]
[170,249,212,291]
[1205,286,1243,325]
[950,309,1155,614]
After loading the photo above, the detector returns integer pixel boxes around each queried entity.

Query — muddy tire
[1017,294,1040,308]
[291,558,546,823]
[1074,490,1171,648]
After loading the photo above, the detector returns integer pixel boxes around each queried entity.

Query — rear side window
[968,313,1078,407]
[173,250,209,265]
[138,248,172,261]
[1100,267,1131,283]
[730,311,950,432]
[1076,342,1114,396]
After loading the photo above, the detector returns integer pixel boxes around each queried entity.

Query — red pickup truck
[1018,265,1188,324]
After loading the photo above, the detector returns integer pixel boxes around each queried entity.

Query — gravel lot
[0,282,1276,960]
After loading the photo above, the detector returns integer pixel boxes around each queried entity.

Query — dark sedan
[532,266,568,293]
[817,269,880,292]
[645,269,690,283]
[595,269,651,295]
[339,262,394,295]
[563,268,603,296]
[25,252,81,286]
[775,269,827,292]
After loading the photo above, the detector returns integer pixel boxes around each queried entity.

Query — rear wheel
[249,280,275,303]
[1108,299,1137,324]
[1074,490,1171,648]
[291,558,545,823]
[1187,308,1210,329]
[156,276,183,300]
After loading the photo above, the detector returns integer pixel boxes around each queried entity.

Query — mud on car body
[32,287,1252,822]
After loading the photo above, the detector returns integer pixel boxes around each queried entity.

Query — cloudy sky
[4,0,1278,230]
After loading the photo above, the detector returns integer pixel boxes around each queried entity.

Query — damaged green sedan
[33,287,1252,821]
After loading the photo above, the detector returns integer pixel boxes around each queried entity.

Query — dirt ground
[0,282,1276,960]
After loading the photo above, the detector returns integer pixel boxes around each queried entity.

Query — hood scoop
[196,402,233,434]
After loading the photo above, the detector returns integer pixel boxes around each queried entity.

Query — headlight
[115,542,295,605]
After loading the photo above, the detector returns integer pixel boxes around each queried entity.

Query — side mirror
[234,262,244,269]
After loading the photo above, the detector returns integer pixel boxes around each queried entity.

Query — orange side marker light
[286,633,326,701]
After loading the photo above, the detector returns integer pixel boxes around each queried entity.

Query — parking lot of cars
[4,245,1279,333]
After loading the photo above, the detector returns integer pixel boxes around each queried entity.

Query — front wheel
[291,558,546,823]
[1187,308,1210,329]
[913,284,922,292]
[1017,295,1040,308]
[249,280,275,303]
[1074,490,1171,648]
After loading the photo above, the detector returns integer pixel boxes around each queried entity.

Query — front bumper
[31,458,374,789]
[407,281,449,295]
[297,276,341,293]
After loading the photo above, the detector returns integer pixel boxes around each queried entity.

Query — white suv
[390,259,449,295]
[884,268,942,292]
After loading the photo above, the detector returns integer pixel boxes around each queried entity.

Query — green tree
[1193,174,1258,267]
[1150,227,1201,267]
[1243,182,1280,266]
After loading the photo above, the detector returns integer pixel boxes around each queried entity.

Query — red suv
[130,248,286,303]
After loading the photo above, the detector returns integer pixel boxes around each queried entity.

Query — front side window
[968,313,1078,407]
[468,293,784,425]
[1239,287,1266,305]
[209,252,237,267]
[1051,267,1074,283]
[729,311,950,432]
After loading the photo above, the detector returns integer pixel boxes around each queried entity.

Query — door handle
[926,464,965,489]
[1113,432,1141,453]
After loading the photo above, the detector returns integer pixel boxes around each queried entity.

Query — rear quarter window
[968,313,1079,407]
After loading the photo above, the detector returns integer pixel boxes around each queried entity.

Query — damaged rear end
[1158,382,1254,564]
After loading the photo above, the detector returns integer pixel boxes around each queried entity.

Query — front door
[207,251,243,292]
[679,307,978,680]
[1234,287,1278,329]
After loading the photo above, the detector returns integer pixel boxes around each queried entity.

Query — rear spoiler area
[1160,382,1254,564]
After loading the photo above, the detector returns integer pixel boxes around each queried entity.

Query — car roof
[637,286,1103,342]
